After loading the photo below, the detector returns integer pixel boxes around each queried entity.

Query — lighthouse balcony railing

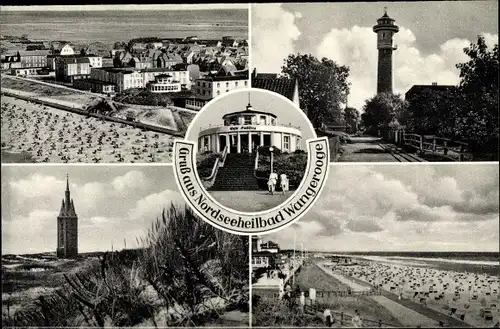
[200,122,301,131]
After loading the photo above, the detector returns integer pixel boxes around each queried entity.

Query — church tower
[56,174,78,258]
[373,8,399,94]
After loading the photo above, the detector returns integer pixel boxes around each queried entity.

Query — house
[55,57,91,82]
[91,65,190,92]
[18,50,50,68]
[251,236,281,270]
[251,69,300,107]
[51,43,75,56]
[73,79,116,94]
[405,82,457,103]
[146,74,182,93]
[193,72,249,100]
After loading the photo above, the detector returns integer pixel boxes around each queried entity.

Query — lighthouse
[373,8,399,94]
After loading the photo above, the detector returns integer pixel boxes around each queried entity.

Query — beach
[1,96,174,163]
[330,256,500,327]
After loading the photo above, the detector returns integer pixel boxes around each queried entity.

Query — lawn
[209,190,291,212]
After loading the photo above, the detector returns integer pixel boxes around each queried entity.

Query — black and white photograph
[186,89,315,212]
[251,163,499,328]
[1,165,250,327]
[0,4,249,163]
[252,1,499,162]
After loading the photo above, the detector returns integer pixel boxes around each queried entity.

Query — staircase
[208,153,261,191]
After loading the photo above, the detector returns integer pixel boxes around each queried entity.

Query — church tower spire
[57,174,78,259]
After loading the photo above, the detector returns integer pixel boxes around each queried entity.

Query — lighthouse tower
[56,174,78,258]
[373,8,399,94]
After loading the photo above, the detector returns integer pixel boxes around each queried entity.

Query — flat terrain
[338,137,399,162]
[209,190,292,212]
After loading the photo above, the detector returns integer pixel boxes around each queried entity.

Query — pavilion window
[284,135,290,150]
[244,116,252,125]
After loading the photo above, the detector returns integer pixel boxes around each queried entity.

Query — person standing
[268,172,278,195]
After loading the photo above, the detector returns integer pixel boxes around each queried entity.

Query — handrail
[204,145,228,182]
[254,147,260,171]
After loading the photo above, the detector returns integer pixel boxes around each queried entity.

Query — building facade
[91,66,190,92]
[73,78,116,94]
[373,9,399,94]
[194,75,249,100]
[198,103,302,154]
[55,57,91,82]
[147,74,182,93]
[18,50,50,68]
[57,175,78,259]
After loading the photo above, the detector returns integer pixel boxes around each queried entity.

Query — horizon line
[1,4,249,12]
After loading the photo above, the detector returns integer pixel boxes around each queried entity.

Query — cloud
[111,170,150,192]
[252,3,301,73]
[316,24,498,109]
[128,189,185,222]
[346,219,384,233]
[10,174,61,199]
[2,210,58,254]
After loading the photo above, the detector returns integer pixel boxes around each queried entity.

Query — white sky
[265,163,499,252]
[1,165,184,255]
[252,1,499,110]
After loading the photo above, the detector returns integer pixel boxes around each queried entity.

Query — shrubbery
[196,151,222,178]
[4,204,249,327]
[256,150,307,190]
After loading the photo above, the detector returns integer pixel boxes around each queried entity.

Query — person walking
[268,172,278,195]
[280,173,289,195]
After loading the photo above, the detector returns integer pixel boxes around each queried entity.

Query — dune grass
[2,204,249,327]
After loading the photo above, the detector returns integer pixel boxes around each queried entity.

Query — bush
[256,152,307,189]
[257,145,282,156]
[196,152,222,178]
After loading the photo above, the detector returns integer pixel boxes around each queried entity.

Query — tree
[361,92,407,134]
[405,88,460,137]
[281,54,350,128]
[455,35,499,158]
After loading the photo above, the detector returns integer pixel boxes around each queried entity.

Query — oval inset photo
[185,88,316,213]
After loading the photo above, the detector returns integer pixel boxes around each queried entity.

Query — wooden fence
[303,301,396,327]
[381,129,470,161]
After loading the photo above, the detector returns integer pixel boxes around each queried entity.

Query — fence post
[341,312,344,324]
[432,138,436,153]
[419,135,424,151]
[379,319,382,327]
[459,144,464,161]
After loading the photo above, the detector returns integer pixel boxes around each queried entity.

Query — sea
[328,251,500,276]
[0,9,248,45]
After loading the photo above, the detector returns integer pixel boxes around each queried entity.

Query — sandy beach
[1,96,174,163]
[331,259,500,327]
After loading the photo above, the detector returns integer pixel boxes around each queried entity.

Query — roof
[198,75,249,82]
[252,78,297,101]
[56,57,90,64]
[405,84,457,98]
[222,104,277,119]
[18,50,50,56]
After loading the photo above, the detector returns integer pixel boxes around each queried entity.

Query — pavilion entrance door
[240,134,249,154]
[219,135,227,153]
[263,134,271,147]
[229,134,238,153]
[251,133,261,153]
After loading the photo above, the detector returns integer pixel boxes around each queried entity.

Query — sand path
[371,295,437,327]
